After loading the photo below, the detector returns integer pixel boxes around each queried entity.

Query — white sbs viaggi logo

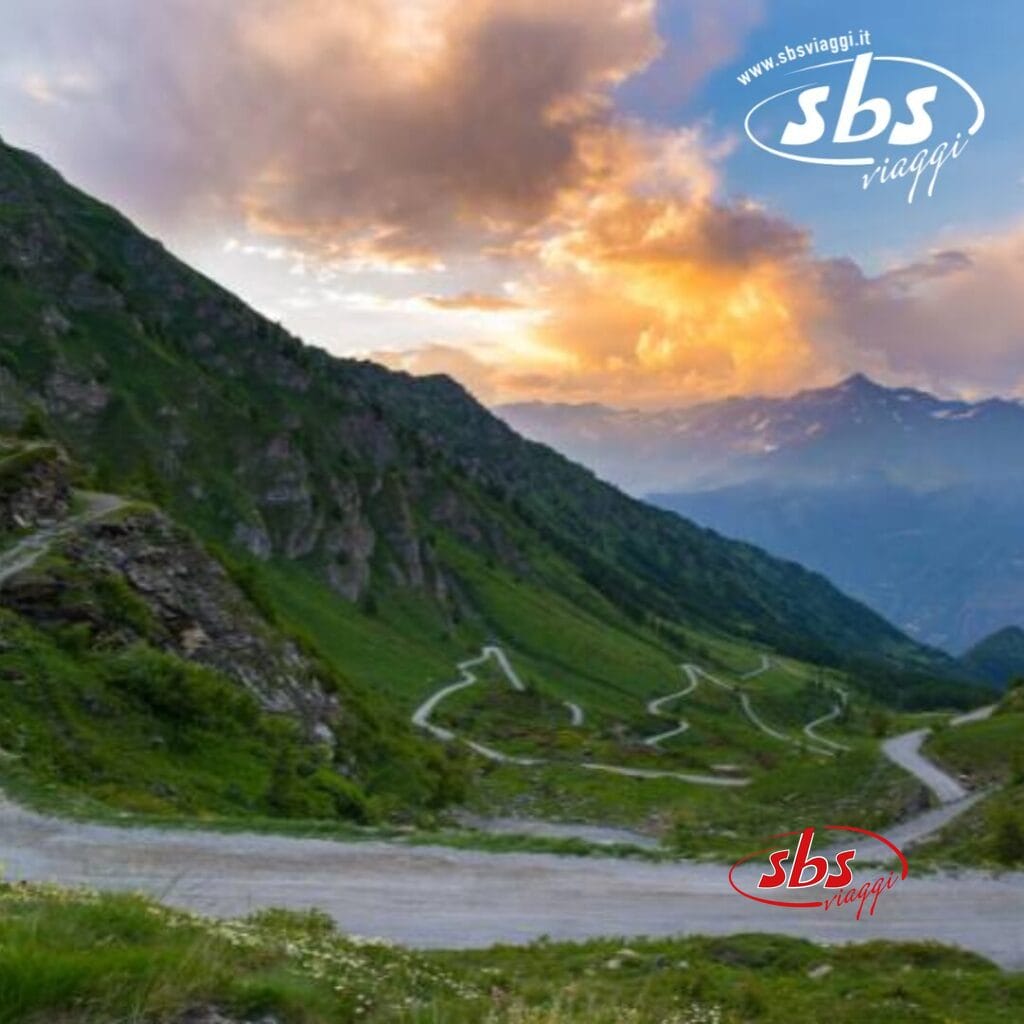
[742,43,985,203]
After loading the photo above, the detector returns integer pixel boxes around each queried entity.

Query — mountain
[498,374,1024,496]
[0,137,948,674]
[0,137,982,830]
[0,438,461,820]
[499,377,1024,652]
[960,626,1024,688]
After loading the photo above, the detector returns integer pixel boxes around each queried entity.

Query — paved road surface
[643,670,697,747]
[951,704,997,727]
[802,690,851,752]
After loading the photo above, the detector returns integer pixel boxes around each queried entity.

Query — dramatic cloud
[2,0,660,261]
[5,1,1021,406]
[817,230,1024,396]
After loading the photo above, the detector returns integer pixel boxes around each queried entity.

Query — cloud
[6,0,807,406]
[1,0,662,260]
[624,0,765,108]
[422,291,523,311]
[373,343,509,401]
[20,69,97,105]
[12,1,1021,406]
[414,113,835,405]
[815,230,1024,396]
[241,0,662,260]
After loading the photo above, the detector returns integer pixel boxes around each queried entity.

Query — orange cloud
[422,291,523,311]
[425,121,841,406]
[29,0,999,406]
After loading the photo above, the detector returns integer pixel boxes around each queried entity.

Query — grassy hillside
[0,136,993,841]
[0,135,957,681]
[0,436,929,850]
[0,439,463,825]
[961,626,1024,688]
[2,884,1021,1024]
[916,684,1024,866]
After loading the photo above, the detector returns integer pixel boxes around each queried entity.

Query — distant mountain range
[499,375,1024,654]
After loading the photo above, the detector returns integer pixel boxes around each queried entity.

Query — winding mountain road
[882,728,968,804]
[411,647,751,786]
[0,634,1016,964]
[564,701,584,726]
[822,707,996,857]
[415,646,850,773]
[802,688,851,752]
[642,669,697,747]
[2,494,1018,966]
[951,704,997,727]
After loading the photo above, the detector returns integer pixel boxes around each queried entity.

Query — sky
[1,0,1022,407]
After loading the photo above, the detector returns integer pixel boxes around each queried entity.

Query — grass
[0,441,977,865]
[913,690,1024,867]
[0,760,669,863]
[0,608,378,823]
[1,883,1022,1023]
[460,745,922,860]
[0,513,951,865]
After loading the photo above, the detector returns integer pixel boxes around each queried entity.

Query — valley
[500,377,1024,654]
[0,134,1020,1023]
[0,695,1021,969]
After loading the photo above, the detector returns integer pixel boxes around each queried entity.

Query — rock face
[0,443,72,532]
[83,511,342,741]
[5,504,341,744]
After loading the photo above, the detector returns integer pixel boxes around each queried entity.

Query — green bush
[989,803,1024,865]
[102,645,258,732]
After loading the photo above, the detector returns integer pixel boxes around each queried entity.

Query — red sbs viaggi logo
[743,47,985,203]
[729,826,909,920]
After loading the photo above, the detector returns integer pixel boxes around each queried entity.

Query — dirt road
[1,796,1021,967]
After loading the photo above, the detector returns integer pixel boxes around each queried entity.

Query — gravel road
[2,796,1021,967]
[882,729,968,803]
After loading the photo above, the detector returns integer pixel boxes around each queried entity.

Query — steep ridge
[0,137,951,676]
[0,441,461,821]
[960,626,1024,687]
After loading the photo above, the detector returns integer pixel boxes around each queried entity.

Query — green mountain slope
[0,438,462,822]
[961,626,1024,688]
[0,136,951,676]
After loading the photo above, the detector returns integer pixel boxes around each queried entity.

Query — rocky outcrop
[44,366,111,421]
[0,443,72,532]
[5,505,340,744]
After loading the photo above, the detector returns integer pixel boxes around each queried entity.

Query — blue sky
[627,0,1020,269]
